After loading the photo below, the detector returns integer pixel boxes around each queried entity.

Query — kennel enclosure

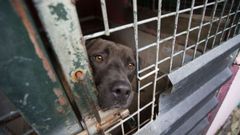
[1,0,240,134]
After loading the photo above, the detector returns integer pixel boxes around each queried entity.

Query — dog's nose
[112,84,131,99]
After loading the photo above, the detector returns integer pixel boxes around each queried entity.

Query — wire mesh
[79,0,240,134]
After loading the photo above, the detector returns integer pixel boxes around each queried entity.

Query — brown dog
[86,39,136,110]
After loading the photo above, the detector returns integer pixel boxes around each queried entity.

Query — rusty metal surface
[32,0,99,116]
[0,0,82,134]
[31,0,127,134]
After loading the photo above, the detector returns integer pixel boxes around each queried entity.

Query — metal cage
[1,0,240,135]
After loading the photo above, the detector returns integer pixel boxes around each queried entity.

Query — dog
[86,38,136,110]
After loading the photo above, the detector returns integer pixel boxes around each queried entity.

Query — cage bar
[226,1,240,40]
[211,0,229,48]
[169,0,181,72]
[219,0,235,43]
[137,12,235,55]
[233,11,240,35]
[83,0,224,40]
[121,122,125,135]
[151,0,162,121]
[105,102,153,133]
[193,0,209,59]
[100,0,110,35]
[182,0,195,65]
[132,0,141,131]
[203,0,219,53]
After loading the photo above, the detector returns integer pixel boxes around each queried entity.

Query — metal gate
[1,0,240,135]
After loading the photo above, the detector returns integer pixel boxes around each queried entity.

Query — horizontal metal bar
[156,74,168,81]
[138,43,157,52]
[83,0,224,40]
[139,64,155,74]
[139,22,237,78]
[140,82,153,91]
[138,24,239,80]
[137,13,235,53]
[84,17,158,40]
[138,69,159,81]
[157,57,170,65]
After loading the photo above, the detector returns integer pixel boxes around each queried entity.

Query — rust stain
[11,0,57,82]
[71,68,86,82]
[75,70,83,78]
[53,88,67,106]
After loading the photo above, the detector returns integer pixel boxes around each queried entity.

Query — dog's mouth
[100,100,131,111]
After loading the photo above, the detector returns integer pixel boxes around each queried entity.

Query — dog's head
[86,39,136,110]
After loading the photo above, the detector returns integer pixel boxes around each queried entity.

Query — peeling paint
[11,0,57,82]
[43,117,52,122]
[70,21,74,32]
[49,3,68,21]
[23,93,29,106]
[53,88,67,106]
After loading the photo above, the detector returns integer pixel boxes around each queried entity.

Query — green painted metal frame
[32,0,105,134]
[32,0,100,117]
[0,0,130,134]
[0,0,82,134]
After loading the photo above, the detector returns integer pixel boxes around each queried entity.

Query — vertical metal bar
[193,0,209,59]
[211,0,228,48]
[226,1,240,40]
[169,0,181,72]
[219,0,235,43]
[100,0,110,35]
[132,0,141,130]
[151,0,162,121]
[203,0,219,53]
[182,0,195,65]
[233,11,240,36]
[121,122,125,135]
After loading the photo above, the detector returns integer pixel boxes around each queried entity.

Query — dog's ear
[85,38,100,50]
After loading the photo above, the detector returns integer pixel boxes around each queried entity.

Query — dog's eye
[94,55,104,63]
[128,63,135,70]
